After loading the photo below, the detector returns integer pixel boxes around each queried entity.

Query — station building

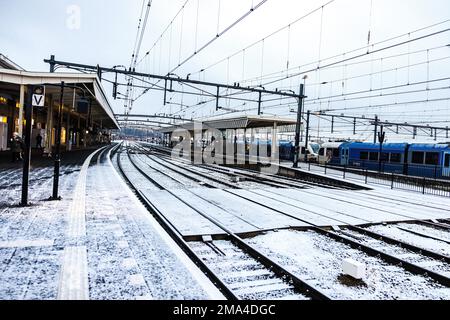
[0,54,119,154]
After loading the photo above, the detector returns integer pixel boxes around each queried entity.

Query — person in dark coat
[11,132,24,163]
[36,133,43,149]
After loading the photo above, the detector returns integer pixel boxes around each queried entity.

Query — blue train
[233,139,320,161]
[319,142,450,179]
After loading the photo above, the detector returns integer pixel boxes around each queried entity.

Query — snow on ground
[189,241,308,300]
[246,229,450,300]
[283,161,450,206]
[0,149,224,300]
[243,188,364,226]
[300,188,448,221]
[0,164,79,299]
[189,188,308,231]
[340,228,450,278]
[397,223,450,242]
[366,225,450,257]
[85,154,222,300]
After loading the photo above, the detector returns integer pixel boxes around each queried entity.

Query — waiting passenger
[36,133,43,149]
[10,132,24,163]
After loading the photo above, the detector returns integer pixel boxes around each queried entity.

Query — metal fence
[302,161,450,197]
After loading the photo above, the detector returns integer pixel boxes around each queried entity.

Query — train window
[445,154,450,168]
[425,152,439,166]
[390,153,402,163]
[369,152,379,161]
[380,153,389,161]
[333,149,340,157]
[411,152,425,164]
[360,151,369,160]
[319,148,325,156]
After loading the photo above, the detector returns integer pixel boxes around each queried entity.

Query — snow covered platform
[0,148,222,300]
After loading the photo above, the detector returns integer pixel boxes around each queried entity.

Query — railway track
[134,142,450,249]
[134,143,447,231]
[134,144,309,190]
[116,143,329,300]
[113,142,450,299]
[141,143,348,190]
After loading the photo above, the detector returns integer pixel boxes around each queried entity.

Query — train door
[443,153,450,177]
[341,145,349,166]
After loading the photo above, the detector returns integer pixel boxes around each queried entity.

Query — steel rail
[115,145,239,300]
[128,142,450,289]
[124,144,331,300]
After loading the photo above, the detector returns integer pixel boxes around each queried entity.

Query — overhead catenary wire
[125,0,153,114]
[137,0,191,66]
[169,0,269,75]
[133,0,270,104]
[183,24,450,120]
[190,0,337,77]
[118,2,449,138]
[259,27,450,88]
[238,19,450,86]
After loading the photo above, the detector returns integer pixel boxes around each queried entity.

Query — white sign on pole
[32,86,46,107]
[32,94,45,107]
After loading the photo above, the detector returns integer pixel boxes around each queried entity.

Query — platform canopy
[158,115,297,133]
[0,69,119,129]
[0,54,24,71]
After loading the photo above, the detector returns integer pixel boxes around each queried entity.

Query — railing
[300,160,450,197]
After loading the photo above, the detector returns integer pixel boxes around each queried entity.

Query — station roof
[158,115,297,133]
[0,69,119,129]
[0,54,24,71]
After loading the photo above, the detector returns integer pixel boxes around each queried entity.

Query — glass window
[333,149,340,157]
[319,148,325,156]
[380,152,389,161]
[369,152,379,161]
[425,152,439,166]
[411,152,425,164]
[360,151,369,160]
[445,154,450,168]
[311,144,320,153]
[390,153,402,163]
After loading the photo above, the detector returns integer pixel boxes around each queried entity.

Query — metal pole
[257,91,262,116]
[304,110,311,163]
[378,125,384,172]
[373,115,378,144]
[49,55,55,73]
[331,116,334,134]
[52,81,64,200]
[163,79,167,105]
[293,84,305,168]
[215,86,220,111]
[21,85,34,206]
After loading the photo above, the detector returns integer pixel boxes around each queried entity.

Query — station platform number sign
[32,86,45,107]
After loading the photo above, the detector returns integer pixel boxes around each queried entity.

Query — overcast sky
[1,0,450,141]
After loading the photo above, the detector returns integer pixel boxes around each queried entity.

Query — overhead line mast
[125,0,153,116]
